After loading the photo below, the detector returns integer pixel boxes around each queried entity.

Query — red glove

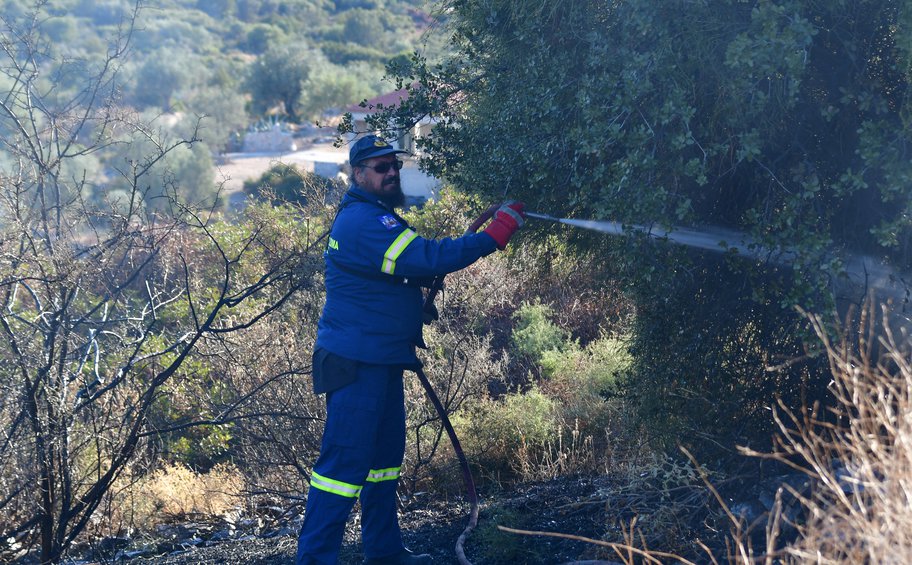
[483,201,526,249]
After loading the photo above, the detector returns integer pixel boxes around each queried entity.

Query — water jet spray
[525,211,785,262]
[525,210,910,327]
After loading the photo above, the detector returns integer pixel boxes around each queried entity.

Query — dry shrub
[135,463,244,524]
[403,325,509,493]
[740,303,912,563]
[521,420,597,481]
[81,463,246,538]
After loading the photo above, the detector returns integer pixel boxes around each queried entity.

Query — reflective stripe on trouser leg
[296,485,357,565]
[297,364,403,565]
[361,368,406,560]
[310,471,363,497]
[366,467,400,483]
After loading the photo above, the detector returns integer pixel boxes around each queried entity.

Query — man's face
[355,155,404,208]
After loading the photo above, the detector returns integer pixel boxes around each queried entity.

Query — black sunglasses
[362,160,403,174]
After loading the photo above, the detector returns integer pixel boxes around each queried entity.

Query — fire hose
[415,203,500,565]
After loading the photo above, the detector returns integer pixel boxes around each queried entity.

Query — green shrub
[474,506,537,563]
[455,387,559,480]
[400,186,483,237]
[242,163,337,205]
[559,335,631,397]
[539,335,633,473]
[511,302,570,369]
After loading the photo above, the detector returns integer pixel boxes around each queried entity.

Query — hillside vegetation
[0,0,445,214]
[0,1,911,564]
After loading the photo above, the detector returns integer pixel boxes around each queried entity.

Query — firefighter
[296,135,525,564]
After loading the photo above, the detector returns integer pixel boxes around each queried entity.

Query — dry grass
[141,463,245,521]
[98,463,246,535]
[704,301,912,563]
[519,419,598,481]
[747,303,912,563]
[79,462,246,540]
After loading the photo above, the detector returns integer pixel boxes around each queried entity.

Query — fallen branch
[496,525,698,565]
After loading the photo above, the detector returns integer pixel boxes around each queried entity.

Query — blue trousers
[297,364,407,564]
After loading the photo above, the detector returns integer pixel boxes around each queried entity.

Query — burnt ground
[126,475,623,565]
[11,466,764,565]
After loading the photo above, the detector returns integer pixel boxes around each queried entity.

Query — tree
[242,22,286,55]
[243,163,339,205]
[186,86,249,153]
[342,8,385,47]
[130,48,194,109]
[197,0,236,20]
[355,0,912,455]
[103,111,220,214]
[298,60,382,120]
[0,4,324,562]
[246,44,322,121]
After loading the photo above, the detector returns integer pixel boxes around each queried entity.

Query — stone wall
[241,125,296,153]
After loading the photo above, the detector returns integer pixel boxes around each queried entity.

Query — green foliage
[474,506,537,563]
[243,163,336,205]
[539,333,631,454]
[369,0,912,458]
[342,9,385,47]
[186,87,249,153]
[243,23,286,54]
[197,0,236,19]
[104,114,218,213]
[399,185,485,236]
[17,0,437,123]
[298,60,384,120]
[456,387,559,478]
[319,40,394,65]
[625,254,821,455]
[453,325,631,480]
[130,48,195,108]
[547,335,630,400]
[511,303,570,370]
[377,0,912,277]
[245,44,323,120]
[154,381,236,469]
[333,0,378,11]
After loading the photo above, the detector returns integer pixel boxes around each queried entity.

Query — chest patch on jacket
[377,214,401,230]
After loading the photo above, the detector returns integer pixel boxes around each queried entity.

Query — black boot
[363,548,432,564]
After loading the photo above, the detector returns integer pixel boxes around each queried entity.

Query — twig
[496,525,698,565]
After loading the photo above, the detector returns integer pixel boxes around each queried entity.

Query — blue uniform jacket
[316,186,498,366]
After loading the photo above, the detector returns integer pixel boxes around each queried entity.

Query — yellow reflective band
[381,229,417,275]
[366,467,401,483]
[328,237,339,250]
[310,471,362,498]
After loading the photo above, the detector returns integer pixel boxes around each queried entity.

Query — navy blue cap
[349,134,408,166]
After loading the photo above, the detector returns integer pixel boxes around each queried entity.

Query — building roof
[345,87,410,115]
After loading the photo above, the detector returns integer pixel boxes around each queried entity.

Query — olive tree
[246,44,324,121]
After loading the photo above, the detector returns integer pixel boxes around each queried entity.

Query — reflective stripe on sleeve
[366,467,401,483]
[310,471,363,498]
[381,229,418,275]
